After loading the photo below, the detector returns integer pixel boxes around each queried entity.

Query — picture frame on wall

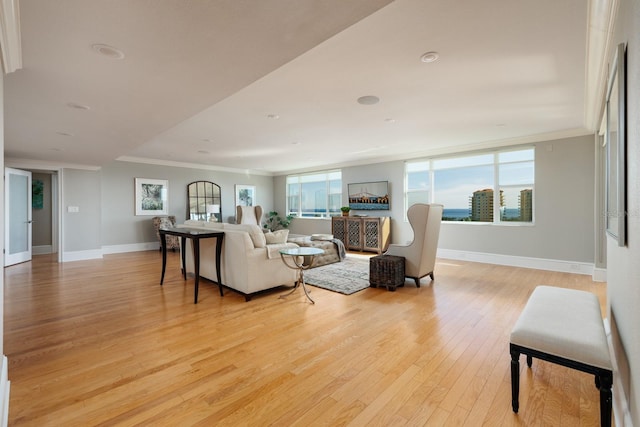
[135,178,168,216]
[235,185,256,207]
[605,42,626,246]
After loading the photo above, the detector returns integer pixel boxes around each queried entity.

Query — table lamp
[206,204,220,222]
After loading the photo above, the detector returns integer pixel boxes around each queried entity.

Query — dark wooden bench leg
[598,370,612,427]
[510,347,520,413]
[526,354,532,368]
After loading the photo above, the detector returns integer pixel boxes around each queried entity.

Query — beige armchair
[236,205,263,225]
[384,203,443,287]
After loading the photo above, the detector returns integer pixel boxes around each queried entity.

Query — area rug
[304,257,370,295]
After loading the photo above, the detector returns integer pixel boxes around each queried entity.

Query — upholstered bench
[510,286,613,426]
[287,235,344,268]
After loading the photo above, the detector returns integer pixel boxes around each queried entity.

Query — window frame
[404,146,535,224]
[286,170,342,219]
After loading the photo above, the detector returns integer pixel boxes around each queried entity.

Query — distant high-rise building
[519,189,533,221]
[470,189,494,221]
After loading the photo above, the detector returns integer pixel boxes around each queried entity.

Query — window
[287,170,342,218]
[405,147,534,223]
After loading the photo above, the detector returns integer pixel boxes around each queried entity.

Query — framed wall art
[235,185,256,207]
[605,42,626,246]
[135,178,168,216]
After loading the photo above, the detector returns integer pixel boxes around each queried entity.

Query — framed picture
[348,181,390,210]
[235,185,256,207]
[135,178,168,216]
[605,43,626,246]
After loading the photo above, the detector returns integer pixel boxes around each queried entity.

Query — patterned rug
[304,257,370,295]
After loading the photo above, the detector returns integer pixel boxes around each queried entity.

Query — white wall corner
[593,267,607,282]
[0,0,21,74]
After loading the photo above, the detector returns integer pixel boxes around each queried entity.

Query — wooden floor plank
[4,251,608,426]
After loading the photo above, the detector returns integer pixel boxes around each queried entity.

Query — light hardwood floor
[4,251,607,426]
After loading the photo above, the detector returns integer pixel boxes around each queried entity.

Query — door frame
[4,162,64,263]
[4,167,32,266]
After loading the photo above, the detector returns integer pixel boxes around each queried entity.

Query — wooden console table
[159,227,224,304]
[332,216,390,253]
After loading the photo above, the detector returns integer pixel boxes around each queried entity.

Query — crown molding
[0,0,21,73]
[584,0,618,131]
[116,156,274,176]
[275,128,593,175]
[4,157,101,171]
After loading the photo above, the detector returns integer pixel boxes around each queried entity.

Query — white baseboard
[437,248,596,276]
[604,319,634,427]
[60,243,159,262]
[102,242,158,254]
[1,355,9,427]
[61,249,103,262]
[33,245,53,255]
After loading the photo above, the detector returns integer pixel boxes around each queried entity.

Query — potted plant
[340,206,351,217]
[263,211,294,231]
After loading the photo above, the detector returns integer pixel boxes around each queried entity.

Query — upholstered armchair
[236,205,263,225]
[152,216,180,251]
[384,203,443,286]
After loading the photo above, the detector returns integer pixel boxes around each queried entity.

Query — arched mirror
[187,181,221,221]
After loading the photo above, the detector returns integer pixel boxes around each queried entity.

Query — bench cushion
[510,286,612,370]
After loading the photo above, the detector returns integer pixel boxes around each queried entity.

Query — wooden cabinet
[332,216,390,254]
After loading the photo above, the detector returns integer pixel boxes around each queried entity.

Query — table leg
[215,235,224,296]
[279,254,315,304]
[193,238,200,304]
[180,236,187,280]
[160,232,167,285]
[299,269,315,304]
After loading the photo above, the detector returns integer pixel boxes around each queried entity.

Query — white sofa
[178,220,299,301]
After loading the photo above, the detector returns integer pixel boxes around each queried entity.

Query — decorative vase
[342,211,349,217]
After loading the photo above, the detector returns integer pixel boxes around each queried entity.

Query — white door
[4,167,32,266]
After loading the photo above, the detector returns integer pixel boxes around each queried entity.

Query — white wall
[284,135,596,266]
[100,160,275,248]
[607,0,640,423]
[1,68,5,356]
[62,169,102,254]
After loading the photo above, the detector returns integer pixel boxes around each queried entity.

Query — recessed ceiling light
[92,44,125,59]
[420,51,439,63]
[197,150,210,154]
[357,95,380,105]
[56,131,74,137]
[50,148,64,152]
[267,114,280,119]
[201,138,214,142]
[385,118,396,123]
[67,102,91,110]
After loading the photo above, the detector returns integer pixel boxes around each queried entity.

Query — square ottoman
[369,255,405,291]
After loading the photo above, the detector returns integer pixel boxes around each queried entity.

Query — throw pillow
[264,229,289,244]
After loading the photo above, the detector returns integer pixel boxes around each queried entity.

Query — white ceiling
[5,0,601,175]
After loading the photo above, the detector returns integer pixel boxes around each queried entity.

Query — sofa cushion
[265,229,289,244]
[224,224,266,248]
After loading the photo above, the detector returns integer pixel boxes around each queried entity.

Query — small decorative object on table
[340,206,351,216]
[369,254,405,291]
